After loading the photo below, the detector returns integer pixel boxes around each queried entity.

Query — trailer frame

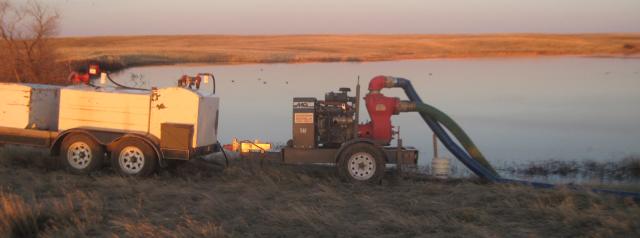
[0,126,221,168]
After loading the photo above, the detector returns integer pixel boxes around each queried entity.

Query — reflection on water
[113,58,640,169]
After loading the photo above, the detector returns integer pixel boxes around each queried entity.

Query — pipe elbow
[368,75,396,91]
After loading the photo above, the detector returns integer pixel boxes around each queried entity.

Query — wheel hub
[67,142,92,170]
[347,152,376,180]
[119,146,145,174]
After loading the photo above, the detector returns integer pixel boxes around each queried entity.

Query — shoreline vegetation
[55,34,640,70]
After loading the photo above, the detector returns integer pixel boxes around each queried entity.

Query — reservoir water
[112,57,640,169]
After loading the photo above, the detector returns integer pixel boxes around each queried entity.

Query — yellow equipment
[229,138,272,153]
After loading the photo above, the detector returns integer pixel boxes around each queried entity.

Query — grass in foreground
[0,146,639,237]
[54,34,640,70]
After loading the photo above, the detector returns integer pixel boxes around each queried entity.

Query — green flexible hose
[415,103,499,176]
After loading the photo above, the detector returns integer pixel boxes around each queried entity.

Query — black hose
[216,141,229,168]
[211,75,215,95]
[106,73,149,91]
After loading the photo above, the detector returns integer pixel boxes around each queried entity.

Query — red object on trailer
[178,75,202,89]
[88,64,101,76]
[70,72,90,84]
[69,64,100,85]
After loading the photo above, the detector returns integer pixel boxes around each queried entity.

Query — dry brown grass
[53,34,640,69]
[1,146,639,237]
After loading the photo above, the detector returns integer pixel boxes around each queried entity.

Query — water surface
[112,58,640,168]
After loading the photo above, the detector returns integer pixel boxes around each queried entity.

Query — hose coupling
[384,76,397,88]
[396,101,417,113]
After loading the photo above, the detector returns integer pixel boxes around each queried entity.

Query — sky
[38,0,640,36]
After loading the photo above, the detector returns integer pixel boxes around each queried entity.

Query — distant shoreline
[54,34,640,70]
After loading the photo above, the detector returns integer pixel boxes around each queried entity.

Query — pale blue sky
[40,0,640,36]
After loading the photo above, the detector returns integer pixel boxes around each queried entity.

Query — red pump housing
[358,76,402,145]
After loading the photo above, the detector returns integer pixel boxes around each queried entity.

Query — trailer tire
[60,134,104,174]
[337,143,385,183]
[111,138,157,177]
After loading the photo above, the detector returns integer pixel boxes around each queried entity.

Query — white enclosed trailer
[0,83,220,176]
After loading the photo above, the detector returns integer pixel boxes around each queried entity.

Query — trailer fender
[50,129,124,156]
[106,134,163,164]
[334,138,388,163]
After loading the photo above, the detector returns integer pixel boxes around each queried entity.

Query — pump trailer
[281,83,419,182]
[278,76,497,183]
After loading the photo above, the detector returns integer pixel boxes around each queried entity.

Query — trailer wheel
[60,134,104,174]
[111,138,158,177]
[337,143,385,183]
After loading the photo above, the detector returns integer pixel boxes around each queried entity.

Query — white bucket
[431,157,450,179]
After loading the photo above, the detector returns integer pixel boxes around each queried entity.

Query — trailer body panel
[58,87,150,134]
[195,95,220,146]
[0,83,60,130]
[150,87,219,147]
[59,86,219,150]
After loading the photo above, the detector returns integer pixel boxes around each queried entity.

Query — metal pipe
[433,133,438,158]
[396,136,403,174]
[353,78,360,139]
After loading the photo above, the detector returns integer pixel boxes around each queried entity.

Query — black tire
[337,143,386,183]
[111,138,158,177]
[60,134,104,174]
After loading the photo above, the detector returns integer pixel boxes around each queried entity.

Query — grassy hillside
[54,34,640,69]
[1,147,639,237]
